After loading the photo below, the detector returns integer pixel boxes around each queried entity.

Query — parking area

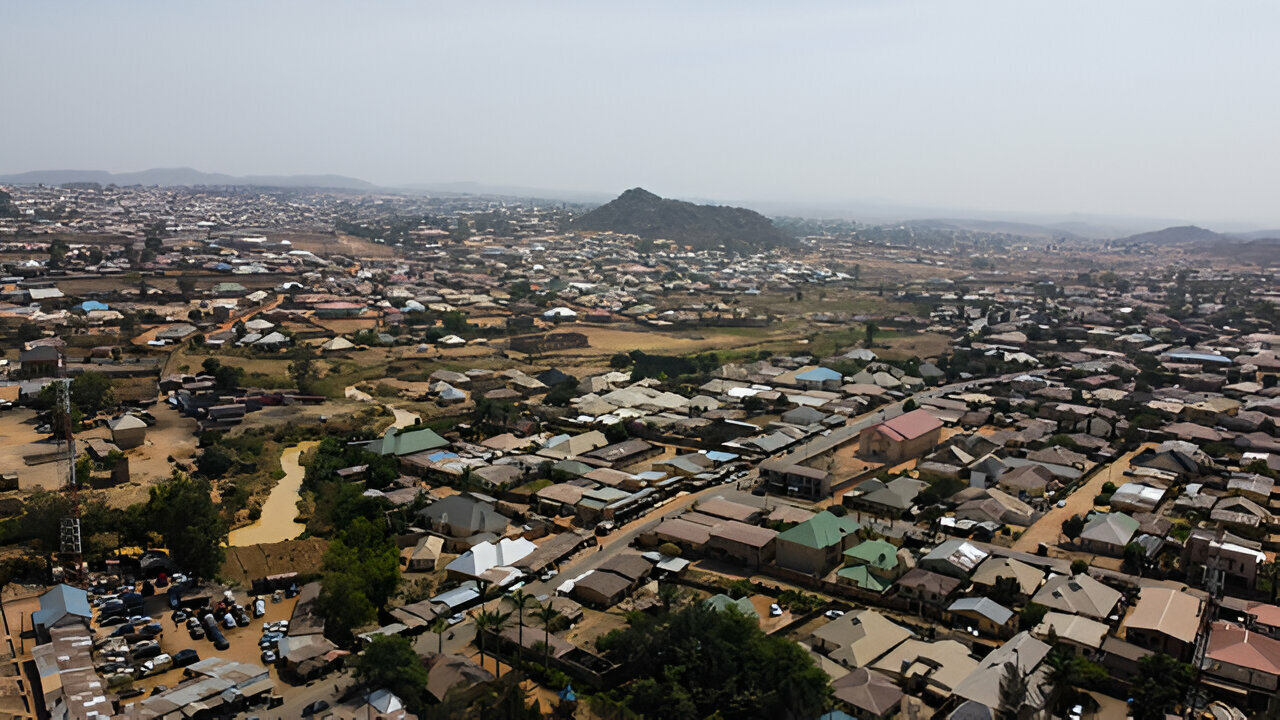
[90,582,299,708]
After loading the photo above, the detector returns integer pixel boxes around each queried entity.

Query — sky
[3,1,1279,227]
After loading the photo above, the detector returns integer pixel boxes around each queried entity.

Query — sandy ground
[227,441,318,547]
[1012,443,1155,553]
[118,591,301,703]
[388,406,420,429]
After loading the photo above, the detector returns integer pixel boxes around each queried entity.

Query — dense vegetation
[594,603,831,719]
[572,188,794,252]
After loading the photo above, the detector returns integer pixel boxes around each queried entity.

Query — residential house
[951,632,1050,718]
[918,540,989,580]
[1202,621,1280,716]
[810,609,913,669]
[1031,574,1123,621]
[946,597,1015,638]
[830,668,903,720]
[774,511,862,576]
[858,409,944,463]
[995,464,1056,498]
[895,568,962,608]
[968,557,1045,601]
[705,521,778,568]
[844,476,929,518]
[1079,513,1139,556]
[838,539,911,593]
[1034,611,1109,655]
[871,638,980,703]
[1122,587,1204,661]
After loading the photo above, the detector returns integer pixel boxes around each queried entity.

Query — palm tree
[428,615,451,656]
[473,610,511,678]
[998,660,1027,720]
[532,603,561,670]
[508,589,538,662]
[1041,647,1077,718]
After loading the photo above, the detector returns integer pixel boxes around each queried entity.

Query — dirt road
[1012,443,1154,553]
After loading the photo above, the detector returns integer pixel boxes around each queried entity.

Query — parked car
[448,613,465,626]
[188,625,206,641]
[99,599,127,619]
[769,604,783,617]
[261,649,277,664]
[301,700,330,717]
[172,649,200,668]
[131,641,162,660]
[109,624,136,638]
[824,610,845,619]
[253,598,266,618]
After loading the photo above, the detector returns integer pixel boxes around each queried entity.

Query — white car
[824,610,845,619]
[1056,500,1067,508]
[448,613,465,625]
[769,604,782,617]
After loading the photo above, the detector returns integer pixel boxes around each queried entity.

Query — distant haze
[2,1,1278,227]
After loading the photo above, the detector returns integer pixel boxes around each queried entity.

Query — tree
[1123,541,1147,576]
[595,603,830,719]
[864,321,878,348]
[145,472,227,579]
[1039,647,1107,717]
[1070,558,1090,575]
[350,635,429,714]
[176,276,197,298]
[532,604,561,669]
[474,610,512,677]
[1018,602,1048,631]
[609,353,632,369]
[998,661,1028,720]
[195,445,235,479]
[427,615,451,656]
[14,491,74,572]
[288,346,319,393]
[1061,514,1085,544]
[507,589,538,663]
[316,571,377,646]
[1129,653,1195,720]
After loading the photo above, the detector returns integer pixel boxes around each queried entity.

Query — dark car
[301,700,330,717]
[99,599,127,618]
[132,642,162,660]
[117,688,145,700]
[751,486,767,496]
[188,625,206,641]
[172,649,200,668]
[109,623,136,638]
[139,623,164,638]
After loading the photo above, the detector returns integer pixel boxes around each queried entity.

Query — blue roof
[558,684,577,701]
[704,450,739,463]
[77,300,109,312]
[795,367,843,382]
[818,712,857,720]
[32,584,91,629]
[426,451,459,463]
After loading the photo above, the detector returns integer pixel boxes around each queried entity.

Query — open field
[272,231,402,260]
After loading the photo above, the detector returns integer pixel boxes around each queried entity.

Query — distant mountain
[1114,225,1227,245]
[400,181,613,203]
[572,188,793,251]
[0,167,376,190]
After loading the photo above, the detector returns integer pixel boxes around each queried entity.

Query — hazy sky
[4,1,1279,225]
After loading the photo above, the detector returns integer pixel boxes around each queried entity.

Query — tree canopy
[318,516,400,645]
[145,472,227,579]
[595,603,831,719]
[350,635,430,714]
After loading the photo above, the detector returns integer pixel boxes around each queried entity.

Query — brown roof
[707,520,778,548]
[832,667,903,716]
[1125,587,1203,644]
[873,409,943,441]
[895,568,961,596]
[695,497,760,522]
[1207,621,1280,676]
[597,553,652,581]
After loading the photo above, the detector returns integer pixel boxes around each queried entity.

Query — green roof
[836,565,889,593]
[376,426,449,456]
[776,511,861,550]
[843,539,899,571]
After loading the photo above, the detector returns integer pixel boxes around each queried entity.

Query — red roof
[1207,621,1280,676]
[873,409,943,441]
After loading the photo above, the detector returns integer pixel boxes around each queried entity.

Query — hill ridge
[572,187,792,252]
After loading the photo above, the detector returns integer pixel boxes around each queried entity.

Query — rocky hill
[572,188,793,251]
[1115,225,1226,245]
